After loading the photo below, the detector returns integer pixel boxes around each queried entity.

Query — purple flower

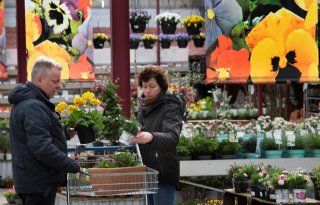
[72,16,93,62]
[129,34,141,42]
[157,33,175,42]
[175,32,191,41]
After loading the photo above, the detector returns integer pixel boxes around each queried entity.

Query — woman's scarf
[137,90,166,112]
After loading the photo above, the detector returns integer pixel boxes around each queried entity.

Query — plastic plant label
[236,132,245,140]
[256,124,262,132]
[286,131,295,147]
[266,131,273,138]
[273,129,282,144]
[229,132,237,142]
[300,129,308,137]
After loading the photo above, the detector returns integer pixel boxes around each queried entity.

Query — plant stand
[161,23,177,34]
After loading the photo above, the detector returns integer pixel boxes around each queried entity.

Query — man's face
[36,67,61,98]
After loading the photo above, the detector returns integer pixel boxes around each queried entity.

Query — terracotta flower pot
[88,165,146,196]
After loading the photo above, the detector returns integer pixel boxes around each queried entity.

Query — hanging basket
[193,38,205,47]
[143,40,155,49]
[177,39,189,48]
[93,40,105,49]
[130,22,146,33]
[130,41,140,49]
[186,25,202,35]
[76,125,96,144]
[161,22,177,34]
[160,41,171,49]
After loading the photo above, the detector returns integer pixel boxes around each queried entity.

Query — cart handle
[67,145,134,153]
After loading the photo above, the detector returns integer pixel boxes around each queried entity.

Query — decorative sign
[25,0,94,81]
[205,0,319,84]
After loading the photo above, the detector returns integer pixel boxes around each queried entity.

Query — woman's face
[142,77,161,100]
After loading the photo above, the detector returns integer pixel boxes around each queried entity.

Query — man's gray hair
[31,56,62,81]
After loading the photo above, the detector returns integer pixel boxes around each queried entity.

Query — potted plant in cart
[154,12,181,34]
[175,32,191,48]
[288,168,310,203]
[157,34,175,49]
[88,150,146,195]
[182,15,205,35]
[93,33,109,49]
[56,91,106,144]
[129,9,151,33]
[119,117,140,146]
[129,34,141,49]
[142,34,157,49]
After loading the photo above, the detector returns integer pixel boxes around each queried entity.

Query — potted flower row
[129,10,205,35]
[129,32,205,49]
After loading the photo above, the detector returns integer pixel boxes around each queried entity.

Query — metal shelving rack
[303,83,320,118]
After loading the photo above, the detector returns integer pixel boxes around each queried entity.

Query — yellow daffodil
[67,105,79,113]
[82,91,95,100]
[55,102,67,114]
[73,96,86,106]
[89,98,100,106]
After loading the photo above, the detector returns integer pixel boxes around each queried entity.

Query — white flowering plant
[154,12,181,25]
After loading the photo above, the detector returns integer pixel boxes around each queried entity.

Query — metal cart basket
[64,145,158,205]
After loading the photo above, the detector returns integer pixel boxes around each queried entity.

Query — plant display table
[223,189,320,205]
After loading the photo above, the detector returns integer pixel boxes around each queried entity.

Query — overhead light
[101,0,104,8]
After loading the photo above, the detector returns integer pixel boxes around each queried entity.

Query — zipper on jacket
[155,152,163,173]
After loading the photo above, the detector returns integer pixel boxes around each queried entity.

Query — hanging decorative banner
[205,0,319,84]
[0,0,8,79]
[25,0,94,81]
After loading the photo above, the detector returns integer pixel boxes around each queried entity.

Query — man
[9,56,80,205]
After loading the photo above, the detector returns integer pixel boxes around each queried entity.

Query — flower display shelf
[161,23,177,34]
[130,22,146,33]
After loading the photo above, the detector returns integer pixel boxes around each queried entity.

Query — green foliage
[189,135,218,155]
[217,140,242,155]
[311,166,320,189]
[122,118,140,136]
[101,80,125,145]
[306,134,320,149]
[4,189,17,200]
[262,137,279,150]
[176,136,192,156]
[95,151,140,168]
[240,137,257,153]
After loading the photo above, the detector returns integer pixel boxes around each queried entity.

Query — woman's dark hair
[137,65,169,91]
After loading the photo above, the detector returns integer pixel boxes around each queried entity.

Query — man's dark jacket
[137,93,185,187]
[8,82,80,194]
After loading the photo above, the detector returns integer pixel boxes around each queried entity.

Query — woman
[131,65,185,205]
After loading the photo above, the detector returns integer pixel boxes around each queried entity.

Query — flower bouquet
[154,12,181,34]
[93,33,109,49]
[175,32,191,48]
[129,34,141,49]
[192,32,205,47]
[56,91,106,144]
[141,34,157,49]
[129,9,151,33]
[157,33,175,49]
[182,15,205,35]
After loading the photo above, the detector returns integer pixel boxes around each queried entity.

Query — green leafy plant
[189,134,218,156]
[306,134,320,149]
[311,166,320,189]
[176,136,192,156]
[122,117,140,136]
[56,91,106,141]
[95,151,140,168]
[262,137,279,150]
[288,169,310,190]
[240,137,257,153]
[217,139,242,155]
[4,188,18,200]
[101,80,125,145]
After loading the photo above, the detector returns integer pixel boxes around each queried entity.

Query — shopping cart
[64,144,158,205]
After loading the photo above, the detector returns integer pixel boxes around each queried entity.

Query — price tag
[300,129,308,137]
[217,134,228,142]
[286,131,295,147]
[229,132,237,142]
[273,129,282,144]
[266,131,273,139]
[236,132,245,140]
